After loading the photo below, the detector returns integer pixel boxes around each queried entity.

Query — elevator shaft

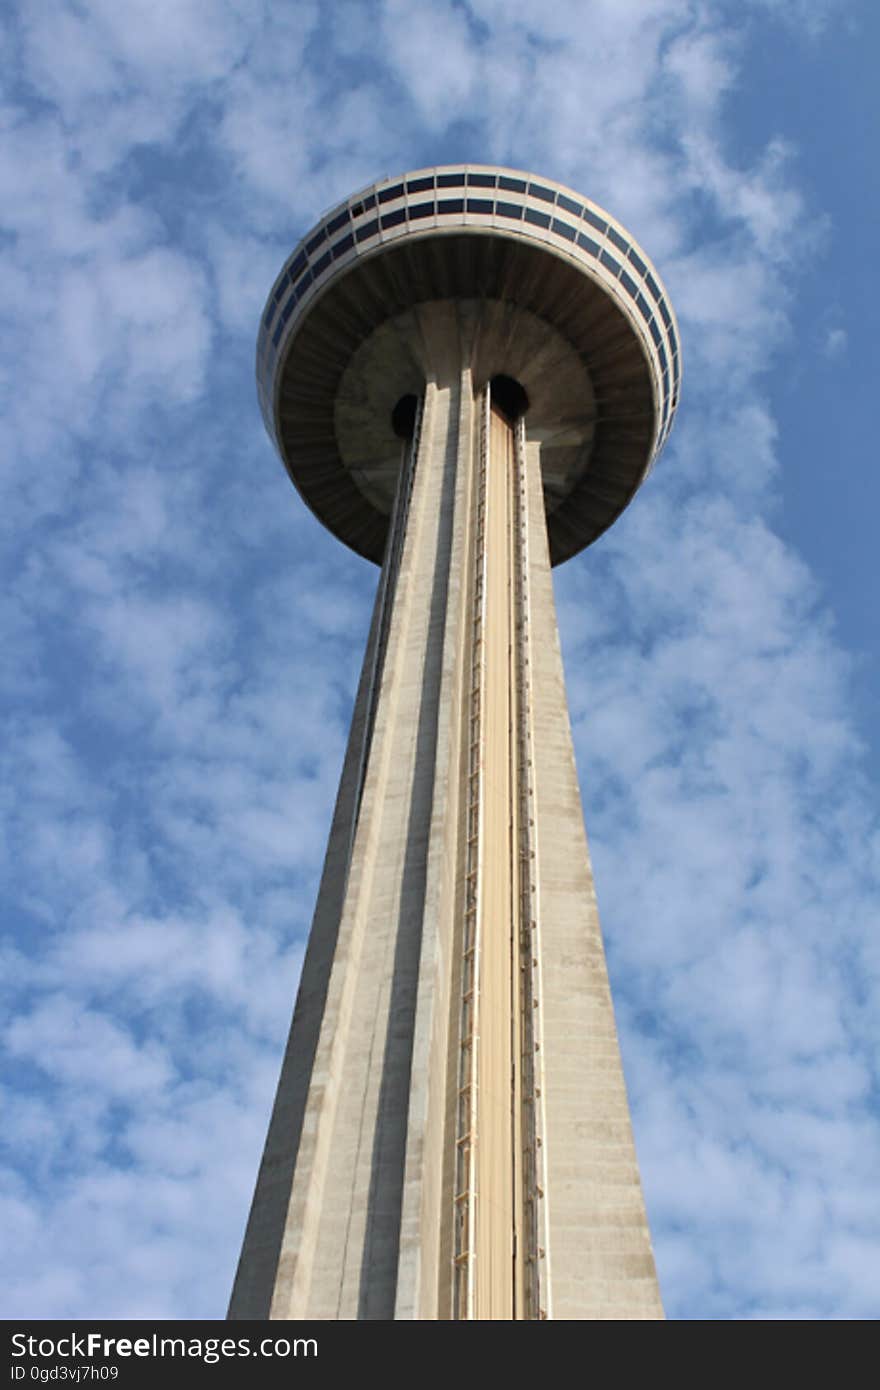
[453,392,548,1319]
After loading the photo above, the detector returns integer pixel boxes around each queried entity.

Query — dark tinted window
[608,226,628,255]
[529,181,555,203]
[620,268,637,297]
[577,231,600,257]
[406,176,433,192]
[327,210,349,234]
[599,248,621,275]
[273,272,290,302]
[378,182,404,203]
[289,250,307,281]
[332,232,354,257]
[496,201,522,219]
[649,318,662,346]
[438,197,464,214]
[558,193,583,217]
[583,207,608,234]
[646,272,660,301]
[659,299,672,328]
[499,175,526,192]
[524,207,551,228]
[306,229,326,254]
[552,217,576,242]
[635,292,651,322]
[313,250,332,276]
[658,343,668,375]
[437,172,465,187]
[380,208,406,229]
[467,172,495,187]
[355,218,379,242]
[409,201,433,219]
[466,198,493,214]
[628,247,646,276]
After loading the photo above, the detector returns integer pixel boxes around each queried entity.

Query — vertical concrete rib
[230,305,476,1320]
[512,414,551,1321]
[393,352,475,1320]
[523,437,663,1320]
[227,542,389,1320]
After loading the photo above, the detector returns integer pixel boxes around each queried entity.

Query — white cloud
[57,248,212,403]
[6,998,174,1097]
[824,325,847,358]
[663,25,739,119]
[379,0,479,126]
[0,0,876,1324]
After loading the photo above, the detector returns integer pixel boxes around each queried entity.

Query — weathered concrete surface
[229,302,662,1319]
[523,436,662,1319]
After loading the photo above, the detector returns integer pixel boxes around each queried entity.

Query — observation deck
[257,164,680,566]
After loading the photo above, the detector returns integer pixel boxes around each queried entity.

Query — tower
[229,166,680,1321]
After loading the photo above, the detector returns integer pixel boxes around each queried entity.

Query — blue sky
[1,0,878,1320]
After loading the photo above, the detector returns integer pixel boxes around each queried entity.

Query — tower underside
[229,303,662,1320]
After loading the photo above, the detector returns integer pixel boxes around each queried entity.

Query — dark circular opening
[391,393,418,439]
[490,374,529,421]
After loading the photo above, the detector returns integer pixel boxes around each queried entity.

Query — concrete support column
[229,301,662,1321]
[230,304,476,1320]
[523,438,663,1320]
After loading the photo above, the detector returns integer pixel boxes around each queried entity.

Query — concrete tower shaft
[231,168,679,1320]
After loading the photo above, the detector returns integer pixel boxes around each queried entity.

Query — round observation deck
[257,165,680,566]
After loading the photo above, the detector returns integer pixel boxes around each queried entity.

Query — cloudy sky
[2,0,878,1321]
